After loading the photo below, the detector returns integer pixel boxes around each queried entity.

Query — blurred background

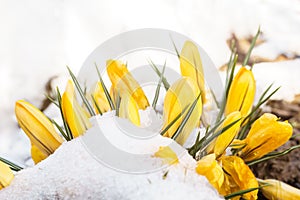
[0,0,300,176]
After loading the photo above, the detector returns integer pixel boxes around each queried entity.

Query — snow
[0,114,223,200]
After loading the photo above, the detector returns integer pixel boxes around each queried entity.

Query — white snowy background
[0,0,300,165]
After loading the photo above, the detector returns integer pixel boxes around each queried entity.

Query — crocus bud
[106,60,149,109]
[225,67,255,117]
[207,111,242,158]
[15,100,63,163]
[180,40,206,103]
[61,80,91,138]
[162,77,202,145]
[119,91,140,126]
[259,179,300,200]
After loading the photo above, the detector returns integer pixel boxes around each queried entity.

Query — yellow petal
[196,154,225,195]
[180,40,206,103]
[162,77,202,145]
[239,113,293,162]
[225,67,256,117]
[92,82,111,114]
[119,91,140,126]
[106,60,149,109]
[154,146,179,165]
[109,85,116,106]
[0,161,14,190]
[207,111,242,158]
[31,144,48,164]
[259,179,300,200]
[61,80,91,137]
[221,156,258,200]
[15,100,63,157]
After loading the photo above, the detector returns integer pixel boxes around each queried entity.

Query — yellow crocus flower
[61,80,91,138]
[119,91,140,126]
[154,146,179,165]
[225,67,256,117]
[196,154,258,199]
[207,111,242,158]
[0,161,14,189]
[258,179,300,200]
[92,81,111,114]
[15,100,64,163]
[221,156,259,200]
[162,77,202,145]
[180,40,206,103]
[196,154,226,195]
[237,113,292,162]
[106,60,149,110]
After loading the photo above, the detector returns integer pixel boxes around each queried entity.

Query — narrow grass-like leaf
[0,157,23,172]
[247,144,300,166]
[83,84,87,96]
[115,91,121,117]
[44,93,59,108]
[170,36,180,59]
[209,89,220,109]
[171,93,201,140]
[291,134,300,139]
[162,170,169,180]
[205,119,226,137]
[91,95,102,115]
[225,40,236,81]
[67,66,95,116]
[215,54,238,123]
[160,104,190,136]
[224,185,266,199]
[238,86,280,139]
[230,143,246,149]
[56,87,73,140]
[243,27,261,66]
[148,59,170,90]
[189,118,241,158]
[51,119,70,141]
[95,63,115,110]
[188,118,226,157]
[196,129,202,142]
[152,60,166,109]
[254,86,280,111]
[225,54,238,98]
[204,125,210,137]
[188,129,203,157]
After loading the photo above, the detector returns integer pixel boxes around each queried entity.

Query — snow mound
[0,115,223,200]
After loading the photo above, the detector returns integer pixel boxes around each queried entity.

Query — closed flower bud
[162,77,202,145]
[106,60,149,109]
[15,100,63,163]
[225,67,255,117]
[180,40,206,103]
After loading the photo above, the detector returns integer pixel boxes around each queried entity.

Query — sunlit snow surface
[0,114,223,200]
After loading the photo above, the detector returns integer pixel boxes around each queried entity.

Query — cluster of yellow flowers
[196,66,293,199]
[1,38,300,200]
